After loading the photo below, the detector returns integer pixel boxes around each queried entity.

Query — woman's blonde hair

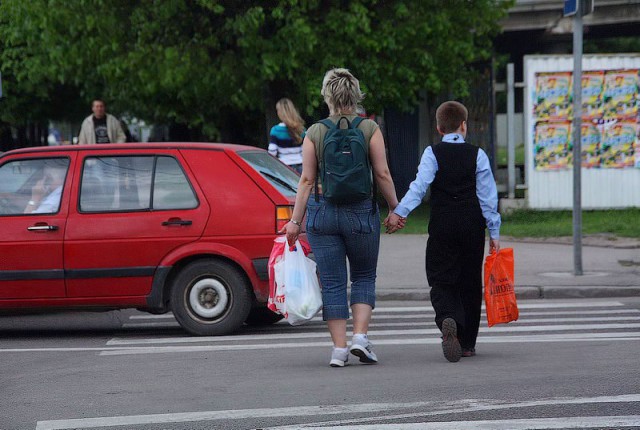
[276,98,305,144]
[321,68,365,116]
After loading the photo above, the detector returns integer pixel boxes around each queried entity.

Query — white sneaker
[349,334,378,364]
[329,347,349,367]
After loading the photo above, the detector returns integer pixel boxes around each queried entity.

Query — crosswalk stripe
[266,395,640,430]
[105,331,640,351]
[99,335,640,356]
[107,322,640,346]
[121,315,640,332]
[286,416,640,430]
[34,395,640,430]
[124,308,640,324]
[2,332,638,355]
[374,302,624,312]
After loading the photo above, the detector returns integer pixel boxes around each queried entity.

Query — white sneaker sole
[329,358,347,367]
[350,344,378,364]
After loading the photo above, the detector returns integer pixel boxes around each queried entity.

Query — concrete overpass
[498,0,640,56]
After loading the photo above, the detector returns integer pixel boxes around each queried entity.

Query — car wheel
[170,259,252,336]
[245,307,284,326]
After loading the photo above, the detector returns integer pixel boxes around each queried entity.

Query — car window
[0,158,69,215]
[80,156,153,212]
[152,156,198,210]
[80,155,197,212]
[238,151,299,197]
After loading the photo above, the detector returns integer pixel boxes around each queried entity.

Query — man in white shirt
[24,165,67,214]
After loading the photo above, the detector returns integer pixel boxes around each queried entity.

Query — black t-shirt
[93,116,110,143]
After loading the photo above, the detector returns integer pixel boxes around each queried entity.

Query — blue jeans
[305,197,380,320]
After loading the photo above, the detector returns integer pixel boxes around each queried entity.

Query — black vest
[430,142,482,214]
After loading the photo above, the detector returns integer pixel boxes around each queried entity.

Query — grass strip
[380,205,640,238]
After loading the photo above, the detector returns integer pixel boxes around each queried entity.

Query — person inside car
[24,164,67,214]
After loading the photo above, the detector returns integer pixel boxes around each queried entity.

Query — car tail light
[276,205,294,233]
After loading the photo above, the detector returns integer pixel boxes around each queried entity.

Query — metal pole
[507,63,516,199]
[572,5,583,275]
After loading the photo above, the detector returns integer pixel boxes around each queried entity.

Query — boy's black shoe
[462,348,476,357]
[441,318,462,362]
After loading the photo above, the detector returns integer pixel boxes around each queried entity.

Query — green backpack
[315,116,374,204]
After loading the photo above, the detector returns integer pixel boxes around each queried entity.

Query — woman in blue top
[268,98,306,173]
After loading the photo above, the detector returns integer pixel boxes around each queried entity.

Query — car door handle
[27,224,59,232]
[162,219,193,226]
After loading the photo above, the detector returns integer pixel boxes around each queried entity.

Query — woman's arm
[280,135,317,245]
[369,128,399,210]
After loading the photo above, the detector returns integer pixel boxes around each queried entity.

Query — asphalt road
[1,298,640,430]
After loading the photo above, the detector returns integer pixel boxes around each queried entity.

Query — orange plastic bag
[484,248,518,327]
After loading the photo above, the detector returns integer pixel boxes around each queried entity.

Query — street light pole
[572,3,584,276]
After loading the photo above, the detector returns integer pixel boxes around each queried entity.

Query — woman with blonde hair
[268,98,306,173]
[281,68,401,367]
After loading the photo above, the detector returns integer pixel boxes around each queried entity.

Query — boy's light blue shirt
[394,133,501,239]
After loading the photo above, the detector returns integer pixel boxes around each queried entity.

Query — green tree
[0,0,511,146]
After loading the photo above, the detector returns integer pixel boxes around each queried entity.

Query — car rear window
[238,151,299,197]
[79,155,198,212]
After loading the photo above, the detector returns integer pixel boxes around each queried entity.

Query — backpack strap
[315,119,334,202]
[319,118,335,129]
[350,116,364,129]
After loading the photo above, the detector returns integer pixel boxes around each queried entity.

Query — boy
[385,101,501,362]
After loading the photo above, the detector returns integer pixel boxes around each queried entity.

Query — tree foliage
[0,0,511,145]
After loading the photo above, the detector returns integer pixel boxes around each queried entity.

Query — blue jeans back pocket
[346,208,375,235]
[306,203,325,234]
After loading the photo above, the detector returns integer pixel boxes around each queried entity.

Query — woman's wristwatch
[290,219,302,227]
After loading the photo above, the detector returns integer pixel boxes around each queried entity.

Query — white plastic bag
[274,240,322,325]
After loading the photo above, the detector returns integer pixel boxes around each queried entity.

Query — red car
[0,143,301,335]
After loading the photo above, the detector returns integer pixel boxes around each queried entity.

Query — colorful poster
[534,122,572,170]
[600,120,637,168]
[581,121,602,168]
[603,70,639,120]
[581,71,605,119]
[534,72,572,120]
[636,124,640,169]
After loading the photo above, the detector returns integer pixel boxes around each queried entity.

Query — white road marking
[376,302,625,312]
[35,394,640,430]
[122,322,180,328]
[121,315,640,331]
[125,307,639,321]
[107,322,640,346]
[128,314,175,320]
[2,332,637,355]
[291,416,640,430]
[100,334,640,355]
[34,401,442,430]
[266,394,640,429]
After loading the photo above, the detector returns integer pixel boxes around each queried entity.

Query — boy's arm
[476,149,501,242]
[393,146,438,218]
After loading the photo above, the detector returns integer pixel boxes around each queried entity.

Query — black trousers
[426,209,485,350]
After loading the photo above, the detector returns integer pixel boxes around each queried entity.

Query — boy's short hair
[436,101,468,134]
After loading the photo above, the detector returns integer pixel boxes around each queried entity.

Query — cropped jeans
[305,197,380,320]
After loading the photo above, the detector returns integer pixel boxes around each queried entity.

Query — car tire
[244,307,284,326]
[170,259,252,336]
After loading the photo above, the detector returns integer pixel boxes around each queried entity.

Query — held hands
[384,211,406,234]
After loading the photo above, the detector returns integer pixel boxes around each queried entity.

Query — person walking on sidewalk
[385,101,501,362]
[268,98,306,174]
[281,68,400,367]
[77,99,126,145]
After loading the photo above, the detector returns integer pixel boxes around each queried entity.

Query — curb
[376,286,640,301]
